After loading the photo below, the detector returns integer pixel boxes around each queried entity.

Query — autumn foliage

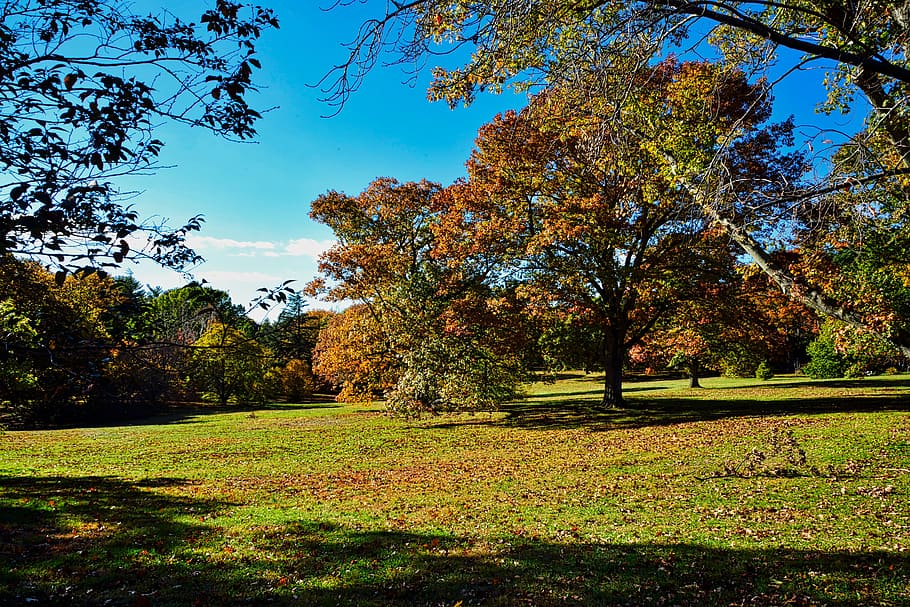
[445,60,798,406]
[309,178,530,414]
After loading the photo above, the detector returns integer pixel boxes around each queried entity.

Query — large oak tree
[328,0,910,357]
[459,60,798,406]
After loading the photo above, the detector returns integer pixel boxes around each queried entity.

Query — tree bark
[687,358,702,388]
[600,330,625,407]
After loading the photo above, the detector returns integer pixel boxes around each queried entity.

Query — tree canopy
[455,60,797,405]
[328,0,910,358]
[309,177,530,414]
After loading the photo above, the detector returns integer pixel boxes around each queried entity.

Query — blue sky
[123,2,865,319]
[123,1,520,318]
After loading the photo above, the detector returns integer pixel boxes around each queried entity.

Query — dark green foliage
[802,320,902,379]
[803,334,846,379]
[267,292,327,366]
[754,361,774,381]
[538,315,603,373]
[191,323,273,405]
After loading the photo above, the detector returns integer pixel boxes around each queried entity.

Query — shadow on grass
[530,385,670,400]
[1,475,907,606]
[481,392,910,431]
[730,376,910,391]
[479,374,910,431]
[7,396,346,431]
[149,397,343,425]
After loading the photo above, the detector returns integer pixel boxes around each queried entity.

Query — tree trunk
[600,331,625,407]
[705,206,910,359]
[687,358,702,388]
[664,150,910,360]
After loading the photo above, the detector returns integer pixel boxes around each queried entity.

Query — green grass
[1,373,908,606]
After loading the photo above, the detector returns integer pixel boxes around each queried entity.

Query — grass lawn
[1,372,908,606]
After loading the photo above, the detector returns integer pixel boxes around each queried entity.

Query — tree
[631,263,818,386]
[458,61,796,406]
[146,283,251,345]
[329,0,910,357]
[0,0,278,275]
[119,282,250,401]
[280,358,316,402]
[190,322,271,405]
[0,255,127,425]
[309,178,529,414]
[312,304,397,403]
[631,282,754,388]
[266,292,331,365]
[107,273,150,341]
[803,319,904,379]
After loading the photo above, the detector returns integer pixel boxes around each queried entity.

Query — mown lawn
[1,373,908,606]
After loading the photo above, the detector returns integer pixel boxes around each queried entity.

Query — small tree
[281,358,315,402]
[191,322,270,405]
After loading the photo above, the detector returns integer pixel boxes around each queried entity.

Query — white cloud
[200,270,284,285]
[181,234,334,259]
[284,238,334,258]
[187,235,277,251]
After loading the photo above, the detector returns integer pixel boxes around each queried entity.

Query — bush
[385,335,523,417]
[802,325,847,379]
[802,320,903,379]
[844,362,866,379]
[755,361,774,381]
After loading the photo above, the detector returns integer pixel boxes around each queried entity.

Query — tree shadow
[530,385,668,400]
[6,398,345,431]
[0,475,235,605]
[728,376,910,391]
[1,478,906,606]
[465,391,910,432]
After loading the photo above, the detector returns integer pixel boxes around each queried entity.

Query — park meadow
[1,372,908,606]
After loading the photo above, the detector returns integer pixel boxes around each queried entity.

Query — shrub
[802,320,902,379]
[802,325,847,379]
[844,362,866,379]
[755,361,774,380]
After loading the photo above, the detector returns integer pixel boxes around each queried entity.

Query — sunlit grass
[1,373,908,605]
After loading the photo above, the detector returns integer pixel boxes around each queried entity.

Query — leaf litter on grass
[1,373,908,605]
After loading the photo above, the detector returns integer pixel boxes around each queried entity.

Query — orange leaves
[312,305,396,403]
[308,175,531,414]
[309,178,443,304]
